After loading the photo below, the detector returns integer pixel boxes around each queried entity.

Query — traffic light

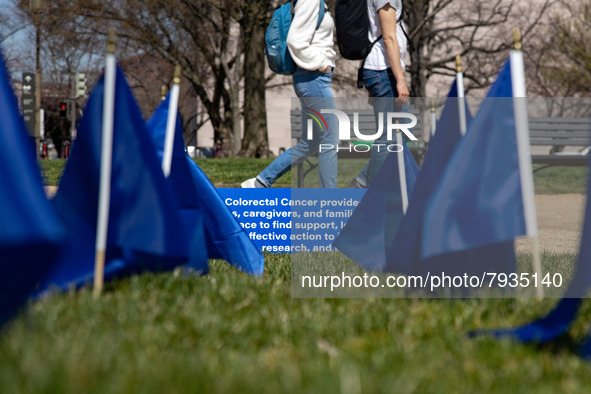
[75,73,87,98]
[59,102,67,118]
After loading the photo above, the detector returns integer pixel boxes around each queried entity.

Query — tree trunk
[222,87,236,157]
[230,81,242,156]
[239,0,273,158]
[406,0,430,98]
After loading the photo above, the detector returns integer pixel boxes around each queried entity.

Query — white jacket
[287,0,336,71]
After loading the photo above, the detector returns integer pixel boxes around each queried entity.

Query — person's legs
[249,68,337,188]
[351,164,369,188]
[256,139,314,187]
[295,69,338,188]
[317,103,338,188]
[355,68,406,187]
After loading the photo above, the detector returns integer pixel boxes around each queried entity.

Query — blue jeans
[355,68,408,187]
[258,67,338,188]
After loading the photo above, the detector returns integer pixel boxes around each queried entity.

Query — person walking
[242,0,338,188]
[349,0,410,188]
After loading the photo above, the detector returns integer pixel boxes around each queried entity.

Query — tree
[403,0,555,97]
[25,0,275,157]
[527,0,591,97]
[9,0,561,156]
[238,0,274,157]
[0,5,24,45]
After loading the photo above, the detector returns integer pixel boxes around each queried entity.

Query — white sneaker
[240,178,257,189]
[241,178,268,188]
[241,178,258,188]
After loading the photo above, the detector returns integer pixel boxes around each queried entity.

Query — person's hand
[320,66,331,73]
[396,80,410,105]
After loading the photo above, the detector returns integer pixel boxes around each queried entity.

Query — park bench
[529,117,591,171]
[290,108,590,186]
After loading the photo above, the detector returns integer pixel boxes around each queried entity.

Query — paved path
[516,194,586,254]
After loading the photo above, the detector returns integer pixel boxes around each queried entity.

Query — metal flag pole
[510,28,543,298]
[455,55,468,136]
[161,66,181,178]
[396,122,409,214]
[93,28,118,299]
[430,99,436,138]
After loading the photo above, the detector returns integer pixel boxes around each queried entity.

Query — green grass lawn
[2,255,591,393]
[40,159,589,192]
[4,158,587,393]
[533,166,588,194]
[39,158,369,188]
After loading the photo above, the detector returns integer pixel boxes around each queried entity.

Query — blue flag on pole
[148,95,264,277]
[39,66,190,292]
[421,57,536,260]
[147,94,208,274]
[0,52,65,326]
[334,144,419,272]
[476,151,591,345]
[183,160,265,276]
[386,80,514,275]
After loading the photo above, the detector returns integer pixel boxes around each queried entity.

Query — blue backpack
[265,0,326,75]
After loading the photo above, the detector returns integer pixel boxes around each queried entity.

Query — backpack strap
[318,0,326,28]
[291,0,326,29]
[357,35,382,88]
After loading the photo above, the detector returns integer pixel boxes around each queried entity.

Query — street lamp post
[30,0,42,157]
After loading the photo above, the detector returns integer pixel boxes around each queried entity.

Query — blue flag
[476,152,591,345]
[148,95,264,277]
[183,160,265,276]
[422,58,533,260]
[39,65,190,292]
[382,80,515,285]
[146,94,208,274]
[383,79,506,277]
[334,145,419,271]
[471,298,583,343]
[0,52,65,326]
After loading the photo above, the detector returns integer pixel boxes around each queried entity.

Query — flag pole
[510,28,543,298]
[396,123,409,214]
[94,28,118,299]
[430,99,436,137]
[160,85,167,101]
[455,55,468,136]
[161,65,181,178]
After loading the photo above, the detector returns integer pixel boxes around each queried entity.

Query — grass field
[1,158,589,393]
[40,159,589,192]
[2,255,591,393]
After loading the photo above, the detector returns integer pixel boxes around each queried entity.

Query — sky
[0,0,29,55]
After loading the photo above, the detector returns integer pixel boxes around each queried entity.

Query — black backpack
[335,0,409,87]
[335,0,378,61]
